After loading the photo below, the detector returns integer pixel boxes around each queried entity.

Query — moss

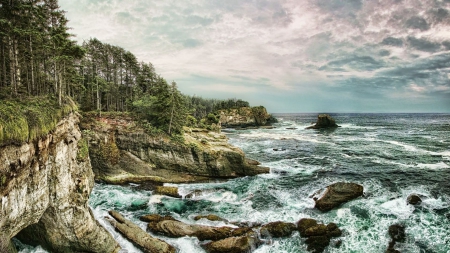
[0,96,77,146]
[77,138,89,162]
[1,174,6,187]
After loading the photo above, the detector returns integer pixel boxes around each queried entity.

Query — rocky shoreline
[80,114,269,185]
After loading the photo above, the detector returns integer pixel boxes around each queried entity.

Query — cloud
[407,36,442,52]
[58,0,450,112]
[406,16,430,31]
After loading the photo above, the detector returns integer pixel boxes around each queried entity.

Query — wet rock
[297,218,343,253]
[260,221,297,238]
[313,182,364,212]
[140,214,177,223]
[107,210,176,253]
[305,224,328,237]
[385,224,406,253]
[154,186,181,198]
[148,220,239,241]
[327,223,342,237]
[298,219,318,237]
[388,224,406,243]
[305,235,330,252]
[202,234,262,253]
[246,159,261,166]
[286,127,297,130]
[306,114,339,129]
[194,214,228,222]
[407,194,422,205]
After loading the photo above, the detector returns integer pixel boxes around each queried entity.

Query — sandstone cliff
[0,113,119,253]
[219,106,275,128]
[81,114,269,184]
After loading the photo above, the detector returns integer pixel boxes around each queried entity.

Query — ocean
[16,113,450,253]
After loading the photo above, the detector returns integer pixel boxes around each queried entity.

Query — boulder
[407,194,422,205]
[154,186,181,198]
[202,234,262,253]
[147,220,244,241]
[259,221,297,238]
[314,182,364,212]
[297,218,342,253]
[107,211,176,253]
[306,114,339,129]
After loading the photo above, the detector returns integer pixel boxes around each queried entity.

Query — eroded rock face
[0,114,119,253]
[313,182,364,212]
[81,114,269,184]
[306,114,339,129]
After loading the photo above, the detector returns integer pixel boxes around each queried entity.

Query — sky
[58,0,450,113]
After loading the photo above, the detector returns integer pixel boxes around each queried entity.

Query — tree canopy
[0,0,261,137]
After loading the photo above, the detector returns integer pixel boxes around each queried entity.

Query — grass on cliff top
[0,96,77,146]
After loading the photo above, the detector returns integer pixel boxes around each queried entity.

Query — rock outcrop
[219,106,275,128]
[259,221,297,238]
[81,114,269,184]
[147,219,250,241]
[107,211,175,253]
[386,224,406,253]
[306,114,339,129]
[313,182,364,212]
[202,234,262,253]
[0,113,119,253]
[298,218,342,252]
[407,194,422,205]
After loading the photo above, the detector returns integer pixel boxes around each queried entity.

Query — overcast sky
[59,0,450,113]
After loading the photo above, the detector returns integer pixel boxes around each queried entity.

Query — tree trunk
[14,39,21,91]
[9,37,16,96]
[29,36,35,95]
[2,43,6,89]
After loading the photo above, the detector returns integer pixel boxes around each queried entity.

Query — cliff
[80,113,269,184]
[219,106,275,128]
[0,113,119,252]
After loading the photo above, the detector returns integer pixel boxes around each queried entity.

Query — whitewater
[16,113,450,253]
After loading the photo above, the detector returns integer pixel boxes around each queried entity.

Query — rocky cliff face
[81,115,269,184]
[219,106,273,128]
[0,113,119,253]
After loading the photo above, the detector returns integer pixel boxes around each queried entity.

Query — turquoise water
[17,114,450,253]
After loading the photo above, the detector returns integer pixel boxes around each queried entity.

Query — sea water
[16,113,450,253]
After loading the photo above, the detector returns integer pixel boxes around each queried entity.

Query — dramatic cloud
[59,0,450,112]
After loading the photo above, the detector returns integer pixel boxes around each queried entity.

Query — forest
[0,0,258,139]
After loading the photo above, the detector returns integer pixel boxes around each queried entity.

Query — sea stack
[306,114,339,129]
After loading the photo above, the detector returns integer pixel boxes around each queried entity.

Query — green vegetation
[0,1,275,143]
[76,138,89,162]
[0,96,77,145]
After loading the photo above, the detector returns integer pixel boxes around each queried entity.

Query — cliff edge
[81,113,269,184]
[0,113,119,252]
